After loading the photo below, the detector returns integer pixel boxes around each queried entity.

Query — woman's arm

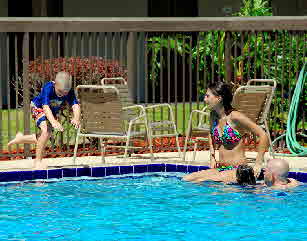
[208,133,217,168]
[208,112,217,168]
[230,111,269,176]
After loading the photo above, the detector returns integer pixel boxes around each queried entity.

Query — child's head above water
[236,164,256,186]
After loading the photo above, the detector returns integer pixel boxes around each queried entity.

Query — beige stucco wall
[198,0,241,17]
[0,1,8,105]
[272,0,307,16]
[63,0,147,17]
[0,0,8,16]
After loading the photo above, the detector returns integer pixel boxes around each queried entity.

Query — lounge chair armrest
[247,79,277,88]
[101,77,127,85]
[187,109,210,130]
[145,103,172,110]
[191,109,210,116]
[129,113,147,123]
[200,106,209,112]
[123,104,146,115]
[190,109,210,122]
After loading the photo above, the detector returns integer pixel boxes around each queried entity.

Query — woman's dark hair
[236,165,256,186]
[208,81,234,115]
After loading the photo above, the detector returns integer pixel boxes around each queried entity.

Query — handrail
[0,17,307,32]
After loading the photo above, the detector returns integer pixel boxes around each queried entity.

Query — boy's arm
[67,89,81,128]
[71,104,81,128]
[42,105,64,131]
[72,104,80,120]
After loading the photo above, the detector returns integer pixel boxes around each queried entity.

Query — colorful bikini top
[211,120,242,145]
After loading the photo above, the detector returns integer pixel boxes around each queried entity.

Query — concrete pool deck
[0,150,306,173]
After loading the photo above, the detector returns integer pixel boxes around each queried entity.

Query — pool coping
[0,163,306,183]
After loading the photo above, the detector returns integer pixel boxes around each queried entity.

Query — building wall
[0,1,8,105]
[272,0,307,16]
[198,0,241,17]
[0,0,8,17]
[63,0,147,17]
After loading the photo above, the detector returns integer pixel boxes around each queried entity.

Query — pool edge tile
[177,165,188,173]
[77,167,91,177]
[63,168,77,178]
[119,166,134,175]
[134,165,148,174]
[148,164,165,173]
[92,167,106,177]
[106,166,120,176]
[165,164,177,172]
[33,170,47,180]
[48,169,63,179]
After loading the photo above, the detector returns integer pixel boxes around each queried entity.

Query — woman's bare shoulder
[229,111,247,121]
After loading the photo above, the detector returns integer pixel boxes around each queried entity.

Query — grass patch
[0,109,37,148]
[145,102,208,133]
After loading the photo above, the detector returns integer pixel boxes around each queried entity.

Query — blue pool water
[0,173,306,241]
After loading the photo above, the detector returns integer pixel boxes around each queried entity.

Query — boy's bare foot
[8,132,23,147]
[7,133,37,147]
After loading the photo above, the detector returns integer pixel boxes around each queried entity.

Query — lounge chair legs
[148,135,154,162]
[192,142,198,161]
[100,139,106,163]
[124,136,131,163]
[175,134,182,159]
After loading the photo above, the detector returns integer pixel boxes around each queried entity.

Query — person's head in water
[236,165,256,186]
[204,81,234,114]
[264,159,289,187]
[54,72,72,97]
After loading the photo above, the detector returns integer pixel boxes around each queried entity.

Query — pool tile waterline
[0,164,306,183]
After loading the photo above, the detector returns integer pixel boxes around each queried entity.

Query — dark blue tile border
[0,164,306,183]
[106,166,120,176]
[92,167,106,177]
[77,168,91,177]
[0,171,20,182]
[187,165,199,173]
[296,172,307,182]
[177,165,188,173]
[288,172,297,179]
[199,166,210,171]
[119,166,134,175]
[33,170,47,180]
[134,165,148,173]
[48,169,63,179]
[166,164,177,172]
[63,168,77,178]
[148,164,165,173]
[20,171,34,181]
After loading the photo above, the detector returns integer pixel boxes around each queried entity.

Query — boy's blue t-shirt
[32,81,78,115]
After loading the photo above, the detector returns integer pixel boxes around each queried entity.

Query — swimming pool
[0,170,306,241]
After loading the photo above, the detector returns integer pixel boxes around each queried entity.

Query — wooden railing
[0,17,306,159]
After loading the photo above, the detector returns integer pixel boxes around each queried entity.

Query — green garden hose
[271,62,307,157]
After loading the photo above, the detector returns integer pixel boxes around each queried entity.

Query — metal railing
[0,17,306,159]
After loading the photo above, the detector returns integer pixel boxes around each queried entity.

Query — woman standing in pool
[184,81,269,182]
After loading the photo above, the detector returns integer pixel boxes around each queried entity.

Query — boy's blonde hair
[55,72,72,91]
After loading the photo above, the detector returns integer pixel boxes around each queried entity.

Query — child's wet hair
[236,164,256,185]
